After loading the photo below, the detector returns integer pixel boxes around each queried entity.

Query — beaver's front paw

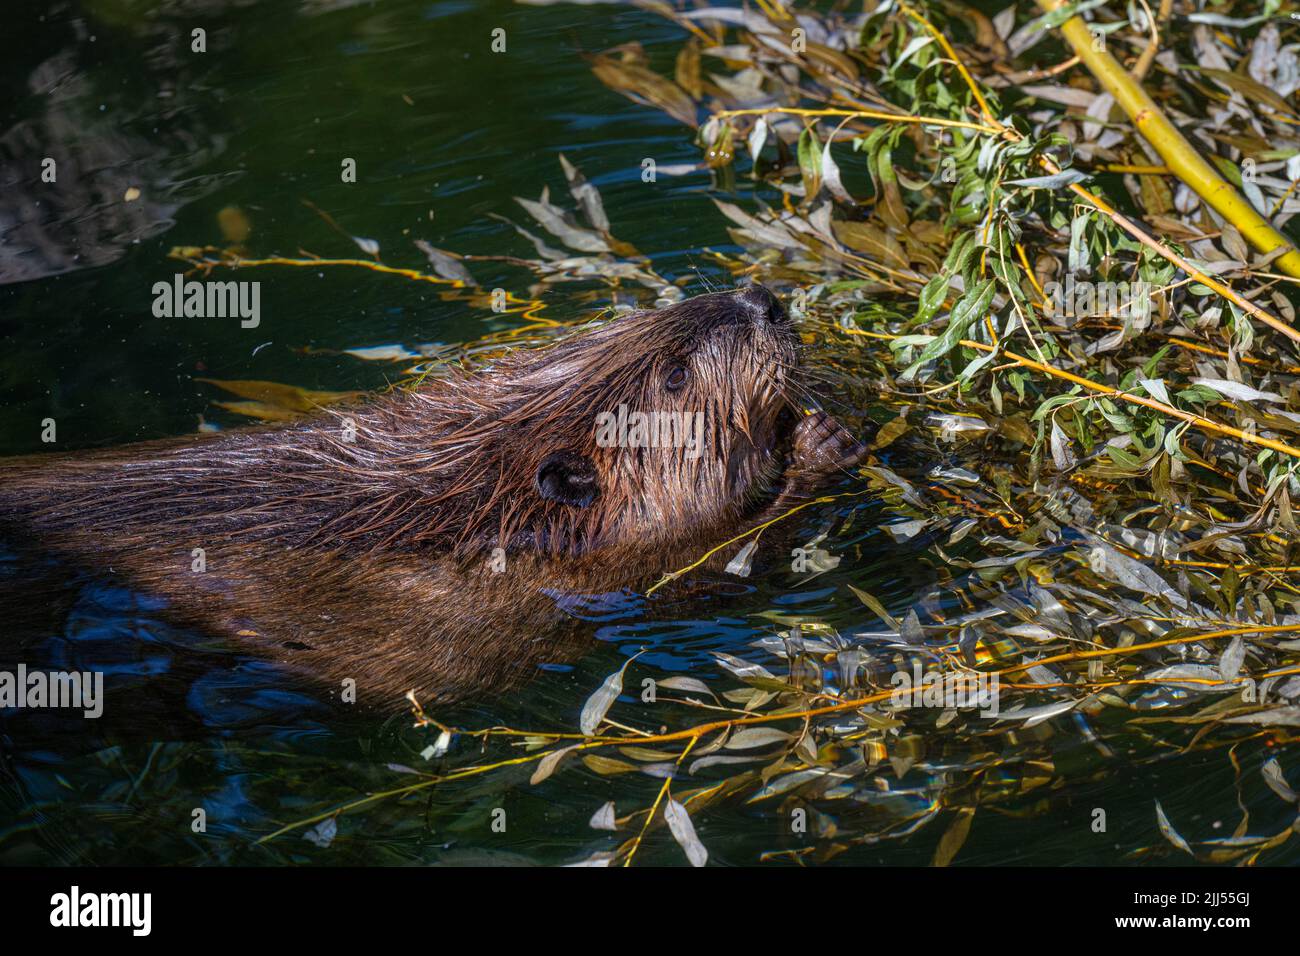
[790,411,868,484]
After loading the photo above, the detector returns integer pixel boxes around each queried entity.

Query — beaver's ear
[536,452,600,507]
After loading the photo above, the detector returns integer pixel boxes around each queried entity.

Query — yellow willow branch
[622,777,672,867]
[840,326,1300,462]
[1009,669,1300,693]
[984,342,1300,461]
[1011,659,1300,694]
[1129,0,1160,82]
[1094,164,1170,175]
[711,106,1004,136]
[1055,177,1300,345]
[995,624,1300,677]
[255,744,571,844]
[439,622,1296,748]
[1162,560,1300,574]
[1014,241,1046,301]
[1033,0,1300,280]
[1086,325,1300,376]
[1166,336,1300,375]
[171,250,463,287]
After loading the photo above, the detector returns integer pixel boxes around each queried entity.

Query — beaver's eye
[665,364,689,392]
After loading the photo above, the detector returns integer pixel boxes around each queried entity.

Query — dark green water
[1,0,1295,866]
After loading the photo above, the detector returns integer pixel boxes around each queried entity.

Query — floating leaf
[589,801,618,831]
[1262,759,1298,804]
[1004,169,1089,189]
[724,538,759,577]
[515,193,610,253]
[579,656,638,737]
[1218,637,1246,683]
[712,653,776,682]
[723,727,793,750]
[1050,419,1077,471]
[1191,378,1283,404]
[657,676,718,700]
[995,698,1079,727]
[1154,800,1194,856]
[663,798,708,867]
[531,744,580,785]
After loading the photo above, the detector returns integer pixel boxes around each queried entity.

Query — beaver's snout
[732,284,788,328]
[681,284,789,336]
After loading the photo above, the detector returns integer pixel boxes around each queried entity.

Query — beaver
[0,286,867,706]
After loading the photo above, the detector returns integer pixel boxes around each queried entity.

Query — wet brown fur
[0,287,862,705]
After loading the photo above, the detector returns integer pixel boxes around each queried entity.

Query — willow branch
[841,327,1300,462]
[1033,0,1300,279]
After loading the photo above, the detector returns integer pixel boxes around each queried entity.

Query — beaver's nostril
[734,284,787,326]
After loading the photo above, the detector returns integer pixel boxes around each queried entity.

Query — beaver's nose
[734,284,787,326]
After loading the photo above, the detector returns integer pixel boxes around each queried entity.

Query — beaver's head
[423,285,804,555]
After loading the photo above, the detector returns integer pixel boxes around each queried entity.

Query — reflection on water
[0,1,235,285]
[1,0,1296,867]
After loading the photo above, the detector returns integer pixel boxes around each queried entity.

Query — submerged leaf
[589,53,697,126]
[558,153,611,232]
[200,379,364,421]
[302,817,338,849]
[932,807,976,866]
[1223,707,1300,726]
[415,240,475,285]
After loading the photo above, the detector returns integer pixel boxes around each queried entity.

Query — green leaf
[913,271,950,326]
[903,277,996,379]
[797,126,822,200]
